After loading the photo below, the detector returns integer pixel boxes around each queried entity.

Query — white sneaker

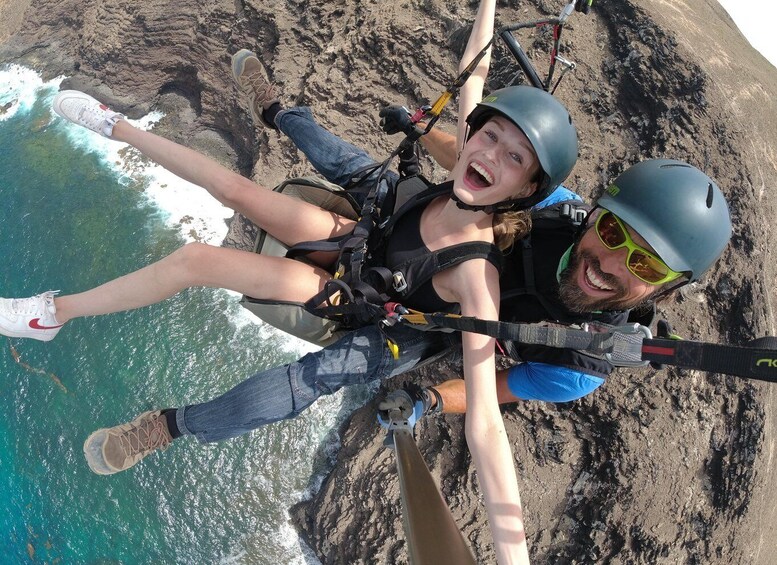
[0,291,64,341]
[52,90,125,138]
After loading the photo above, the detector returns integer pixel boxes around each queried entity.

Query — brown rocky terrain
[1,0,776,562]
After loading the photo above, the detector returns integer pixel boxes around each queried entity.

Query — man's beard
[558,247,651,313]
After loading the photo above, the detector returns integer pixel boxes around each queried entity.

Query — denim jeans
[275,106,399,202]
[177,324,456,442]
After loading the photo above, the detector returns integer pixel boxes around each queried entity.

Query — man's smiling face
[558,210,665,313]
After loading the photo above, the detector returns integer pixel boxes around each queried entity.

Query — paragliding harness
[287,176,504,330]
[238,173,501,348]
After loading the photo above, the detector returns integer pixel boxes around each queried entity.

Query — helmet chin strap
[449,191,537,213]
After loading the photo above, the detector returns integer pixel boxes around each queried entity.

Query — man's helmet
[465,85,579,209]
[597,159,732,282]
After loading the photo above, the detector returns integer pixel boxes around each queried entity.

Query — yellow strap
[386,339,400,359]
[429,91,453,117]
[402,309,462,326]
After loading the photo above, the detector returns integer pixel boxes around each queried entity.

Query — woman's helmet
[597,159,732,282]
[464,85,579,210]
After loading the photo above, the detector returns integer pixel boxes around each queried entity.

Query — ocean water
[0,64,367,563]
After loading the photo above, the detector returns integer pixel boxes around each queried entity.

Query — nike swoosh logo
[29,318,63,330]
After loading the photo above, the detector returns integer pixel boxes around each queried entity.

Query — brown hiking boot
[231,48,280,128]
[83,410,173,475]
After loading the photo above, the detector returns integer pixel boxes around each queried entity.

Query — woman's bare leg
[53,243,329,323]
[111,120,356,247]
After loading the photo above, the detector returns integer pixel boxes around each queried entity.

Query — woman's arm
[449,260,531,564]
[456,0,496,146]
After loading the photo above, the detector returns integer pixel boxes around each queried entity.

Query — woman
[0,1,575,560]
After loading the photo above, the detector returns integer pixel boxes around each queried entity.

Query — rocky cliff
[1,0,776,562]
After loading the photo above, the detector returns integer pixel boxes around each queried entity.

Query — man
[82,51,732,475]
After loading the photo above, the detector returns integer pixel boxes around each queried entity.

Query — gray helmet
[597,159,732,282]
[466,85,579,208]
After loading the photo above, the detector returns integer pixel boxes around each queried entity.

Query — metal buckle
[605,324,653,367]
[392,271,408,293]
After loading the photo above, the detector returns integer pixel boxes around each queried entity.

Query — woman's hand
[456,0,497,147]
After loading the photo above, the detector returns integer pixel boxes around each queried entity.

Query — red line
[643,345,676,356]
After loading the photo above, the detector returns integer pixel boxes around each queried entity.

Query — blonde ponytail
[493,210,532,251]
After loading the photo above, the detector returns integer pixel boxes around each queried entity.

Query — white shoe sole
[83,429,117,475]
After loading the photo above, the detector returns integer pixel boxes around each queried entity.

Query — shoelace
[77,105,105,130]
[243,71,275,104]
[10,296,48,316]
[119,416,171,459]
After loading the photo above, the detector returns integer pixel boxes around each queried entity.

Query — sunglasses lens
[628,250,671,283]
[597,213,626,248]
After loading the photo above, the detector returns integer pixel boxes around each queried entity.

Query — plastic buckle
[605,324,653,367]
[392,271,408,293]
[559,202,587,225]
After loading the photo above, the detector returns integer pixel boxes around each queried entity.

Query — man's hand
[379,105,418,136]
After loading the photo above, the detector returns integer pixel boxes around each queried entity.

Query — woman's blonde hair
[493,210,532,251]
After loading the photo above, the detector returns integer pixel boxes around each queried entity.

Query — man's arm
[418,125,458,171]
[428,363,606,413]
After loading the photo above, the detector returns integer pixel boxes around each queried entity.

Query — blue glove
[377,389,425,430]
[377,383,442,430]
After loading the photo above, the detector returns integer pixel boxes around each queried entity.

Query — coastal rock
[1,0,776,562]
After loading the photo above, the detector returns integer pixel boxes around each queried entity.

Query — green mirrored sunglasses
[595,211,683,285]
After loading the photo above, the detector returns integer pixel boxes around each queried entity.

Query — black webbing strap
[378,183,453,237]
[311,299,387,322]
[417,313,617,351]
[285,233,350,259]
[641,339,777,383]
[393,243,504,299]
[431,243,504,273]
[408,312,777,382]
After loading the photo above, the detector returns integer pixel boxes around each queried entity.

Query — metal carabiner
[604,324,653,367]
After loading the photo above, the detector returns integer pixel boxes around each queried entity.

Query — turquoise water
[0,66,360,563]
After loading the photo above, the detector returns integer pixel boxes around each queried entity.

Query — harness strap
[411,312,616,348]
[285,234,350,259]
[640,339,777,383]
[401,311,777,382]
[378,184,452,234]
[310,301,386,320]
[392,242,504,299]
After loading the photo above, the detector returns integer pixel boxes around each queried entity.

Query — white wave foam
[0,63,232,244]
[0,64,65,121]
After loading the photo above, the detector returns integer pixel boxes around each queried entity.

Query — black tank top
[383,201,502,313]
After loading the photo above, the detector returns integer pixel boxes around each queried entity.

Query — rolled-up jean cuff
[176,405,196,440]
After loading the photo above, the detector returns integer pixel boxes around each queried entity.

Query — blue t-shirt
[505,185,604,403]
[534,185,582,208]
[507,361,605,402]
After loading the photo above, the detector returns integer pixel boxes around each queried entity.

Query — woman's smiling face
[452,115,541,208]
